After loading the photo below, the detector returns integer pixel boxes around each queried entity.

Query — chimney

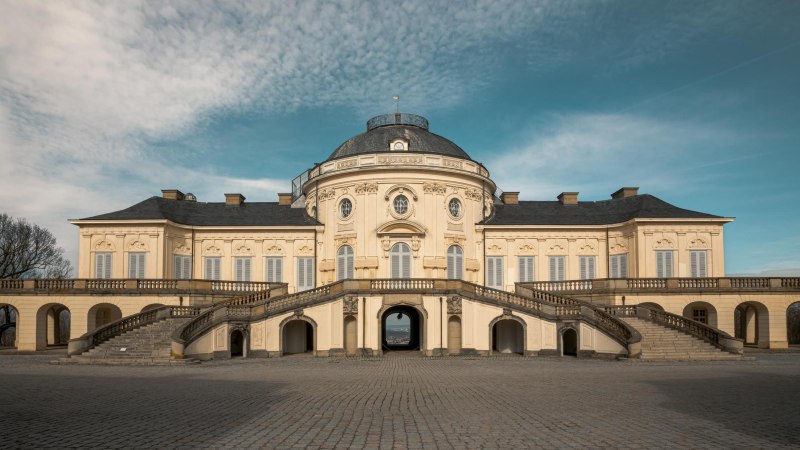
[611,187,639,199]
[161,189,184,201]
[558,192,579,205]
[500,192,519,205]
[225,193,246,206]
[277,193,293,206]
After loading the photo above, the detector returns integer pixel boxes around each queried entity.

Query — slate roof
[326,124,472,161]
[481,195,725,226]
[80,197,318,227]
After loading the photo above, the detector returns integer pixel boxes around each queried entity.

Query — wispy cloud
[491,113,743,200]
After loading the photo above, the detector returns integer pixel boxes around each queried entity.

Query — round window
[393,195,409,215]
[448,198,461,218]
[339,198,352,219]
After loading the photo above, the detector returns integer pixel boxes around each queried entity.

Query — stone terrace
[1,354,799,449]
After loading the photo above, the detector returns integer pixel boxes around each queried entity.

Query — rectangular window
[265,257,283,283]
[234,257,252,282]
[486,256,504,290]
[128,252,146,279]
[518,256,535,283]
[656,250,674,278]
[204,257,221,281]
[297,257,315,291]
[609,254,628,278]
[689,250,707,278]
[549,256,566,281]
[95,252,112,279]
[173,255,191,279]
[579,256,596,280]
[692,308,708,324]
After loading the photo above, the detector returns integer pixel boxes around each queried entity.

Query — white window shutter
[580,257,587,280]
[620,254,627,278]
[96,253,112,279]
[306,258,314,288]
[391,252,400,279]
[588,256,595,279]
[235,258,243,281]
[690,251,698,277]
[276,258,283,282]
[611,255,618,278]
[665,251,673,277]
[698,251,707,277]
[447,249,455,280]
[298,258,305,289]
[402,252,410,279]
[244,258,251,281]
[487,257,494,286]
[456,248,463,279]
[128,253,136,278]
[174,256,182,279]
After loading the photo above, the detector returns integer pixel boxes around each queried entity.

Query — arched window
[447,245,463,280]
[337,245,354,280]
[391,243,411,279]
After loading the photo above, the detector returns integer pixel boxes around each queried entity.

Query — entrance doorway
[230,330,244,357]
[562,328,578,356]
[382,306,421,351]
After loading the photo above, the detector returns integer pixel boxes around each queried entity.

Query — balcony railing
[521,277,800,293]
[0,278,287,294]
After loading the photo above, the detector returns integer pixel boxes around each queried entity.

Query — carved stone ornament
[336,159,358,170]
[411,236,421,257]
[319,188,336,201]
[293,308,304,318]
[484,198,494,217]
[443,158,463,169]
[377,155,423,166]
[503,308,513,317]
[94,239,114,251]
[230,323,250,334]
[381,237,391,257]
[174,243,192,255]
[487,243,504,255]
[465,188,482,201]
[654,238,675,249]
[297,245,313,256]
[447,296,462,314]
[343,297,359,315]
[128,240,147,251]
[233,244,254,256]
[354,182,378,194]
[423,182,447,194]
[547,244,566,255]
[609,241,628,253]
[204,245,223,256]
[265,244,284,256]
[688,238,708,249]
[578,243,597,255]
[517,242,536,255]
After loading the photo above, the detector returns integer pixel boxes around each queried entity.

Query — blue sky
[1,0,798,275]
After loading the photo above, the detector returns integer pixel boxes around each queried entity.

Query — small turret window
[339,198,353,219]
[448,198,462,218]
[393,195,409,214]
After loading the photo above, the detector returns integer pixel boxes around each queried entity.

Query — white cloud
[491,113,743,200]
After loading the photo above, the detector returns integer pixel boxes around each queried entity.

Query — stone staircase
[56,318,196,365]
[621,317,743,361]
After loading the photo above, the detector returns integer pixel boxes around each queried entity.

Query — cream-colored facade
[2,113,798,358]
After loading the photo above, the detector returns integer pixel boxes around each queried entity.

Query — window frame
[128,252,146,279]
[548,256,566,281]
[337,245,354,281]
[579,255,596,280]
[204,256,221,281]
[518,256,535,283]
[447,245,464,280]
[390,242,412,279]
[173,255,192,279]
[95,252,113,279]
[265,256,283,283]
[655,250,674,278]
[486,256,504,290]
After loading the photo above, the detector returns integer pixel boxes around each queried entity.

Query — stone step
[621,316,741,361]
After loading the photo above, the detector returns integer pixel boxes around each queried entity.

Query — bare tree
[0,213,72,279]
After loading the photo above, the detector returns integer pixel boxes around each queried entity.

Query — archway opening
[0,304,18,348]
[36,303,71,348]
[562,328,578,357]
[787,302,800,346]
[88,303,123,331]
[492,319,523,355]
[447,316,462,355]
[382,305,421,351]
[282,319,314,355]
[344,315,358,356]
[141,303,165,312]
[638,302,664,311]
[682,301,718,328]
[230,330,244,357]
[734,301,770,347]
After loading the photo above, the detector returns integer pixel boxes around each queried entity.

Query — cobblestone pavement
[2,353,799,449]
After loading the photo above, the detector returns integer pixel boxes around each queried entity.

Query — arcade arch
[682,301,718,327]
[787,301,800,346]
[141,303,165,312]
[562,327,578,357]
[87,303,122,331]
[638,302,664,311]
[281,317,315,355]
[381,305,422,352]
[36,303,71,349]
[490,316,525,355]
[0,304,18,348]
[734,301,770,346]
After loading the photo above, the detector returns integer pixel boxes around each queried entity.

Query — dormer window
[390,139,408,151]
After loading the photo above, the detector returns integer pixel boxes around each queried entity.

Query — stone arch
[343,315,358,356]
[376,302,427,354]
[35,303,71,349]
[682,301,718,328]
[87,303,123,331]
[734,301,770,347]
[141,303,165,312]
[230,329,245,358]
[0,304,19,348]
[638,302,664,311]
[280,314,317,356]
[447,315,462,355]
[380,304,423,352]
[560,325,579,357]
[786,301,800,346]
[489,314,526,355]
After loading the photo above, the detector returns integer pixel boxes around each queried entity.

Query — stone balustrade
[522,277,800,293]
[0,278,287,295]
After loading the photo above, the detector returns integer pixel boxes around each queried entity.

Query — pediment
[376,219,427,236]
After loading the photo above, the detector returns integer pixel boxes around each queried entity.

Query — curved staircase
[620,317,743,361]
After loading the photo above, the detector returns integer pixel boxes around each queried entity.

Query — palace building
[1,113,798,361]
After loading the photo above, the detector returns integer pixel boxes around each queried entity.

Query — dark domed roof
[326,113,472,161]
